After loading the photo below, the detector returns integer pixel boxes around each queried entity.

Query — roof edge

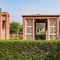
[22,14,60,17]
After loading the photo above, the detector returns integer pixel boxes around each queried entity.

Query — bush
[0,40,60,60]
[36,34,45,40]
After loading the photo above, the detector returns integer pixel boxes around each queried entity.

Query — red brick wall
[0,12,10,39]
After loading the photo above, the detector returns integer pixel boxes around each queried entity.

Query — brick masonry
[22,14,60,40]
[0,12,10,39]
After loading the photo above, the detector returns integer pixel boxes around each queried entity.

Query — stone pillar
[46,22,47,40]
[23,17,26,40]
[47,18,50,40]
[0,12,2,39]
[33,18,35,40]
[5,14,10,39]
[56,18,59,39]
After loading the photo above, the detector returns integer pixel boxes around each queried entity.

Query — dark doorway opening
[35,19,47,40]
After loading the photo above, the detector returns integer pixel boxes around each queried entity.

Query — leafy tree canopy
[10,22,22,34]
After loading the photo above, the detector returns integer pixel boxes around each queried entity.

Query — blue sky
[0,0,60,24]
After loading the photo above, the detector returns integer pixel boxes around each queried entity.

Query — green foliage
[0,40,60,60]
[19,25,23,34]
[36,34,45,40]
[0,8,2,12]
[10,22,22,34]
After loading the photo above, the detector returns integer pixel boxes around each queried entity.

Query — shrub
[0,40,60,60]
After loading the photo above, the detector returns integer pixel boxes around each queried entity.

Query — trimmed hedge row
[0,40,60,60]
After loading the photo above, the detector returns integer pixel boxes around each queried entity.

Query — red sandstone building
[0,12,10,39]
[22,14,60,40]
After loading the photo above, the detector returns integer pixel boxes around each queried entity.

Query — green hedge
[0,40,60,60]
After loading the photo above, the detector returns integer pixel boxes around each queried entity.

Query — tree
[36,23,45,33]
[19,25,23,34]
[10,22,22,35]
[0,8,2,12]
